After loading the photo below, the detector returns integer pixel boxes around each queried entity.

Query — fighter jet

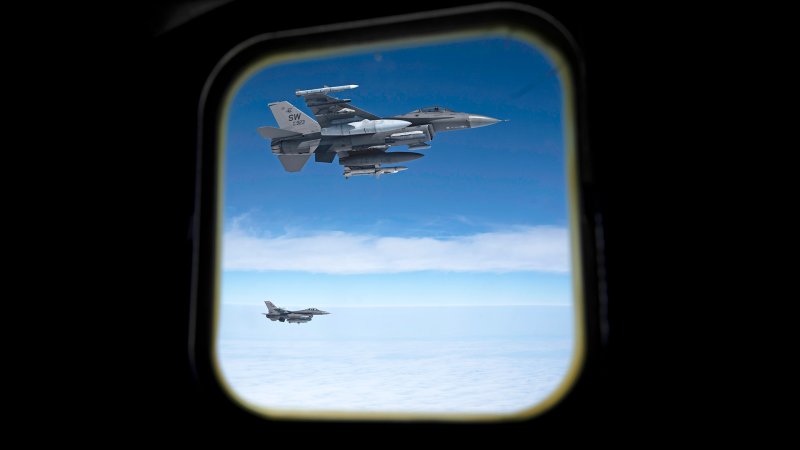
[262,300,330,324]
[256,84,504,178]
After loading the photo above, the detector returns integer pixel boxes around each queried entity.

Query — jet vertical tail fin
[268,101,320,134]
[265,301,277,313]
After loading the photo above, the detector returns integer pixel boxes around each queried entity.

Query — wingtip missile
[296,84,359,96]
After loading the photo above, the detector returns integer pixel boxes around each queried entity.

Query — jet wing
[299,93,381,127]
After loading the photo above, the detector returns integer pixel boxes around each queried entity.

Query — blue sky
[220,36,572,308]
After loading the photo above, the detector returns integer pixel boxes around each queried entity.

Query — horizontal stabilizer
[278,154,312,172]
[257,126,301,140]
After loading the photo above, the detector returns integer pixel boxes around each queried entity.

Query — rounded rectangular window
[198,6,589,422]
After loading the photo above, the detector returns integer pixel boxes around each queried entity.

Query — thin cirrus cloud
[223,225,569,274]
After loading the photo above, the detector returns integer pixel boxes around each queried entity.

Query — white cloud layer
[223,225,569,274]
[219,336,572,414]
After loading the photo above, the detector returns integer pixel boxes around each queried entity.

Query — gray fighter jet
[262,300,330,324]
[257,85,503,178]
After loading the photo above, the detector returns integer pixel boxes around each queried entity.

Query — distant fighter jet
[257,84,504,178]
[262,300,330,324]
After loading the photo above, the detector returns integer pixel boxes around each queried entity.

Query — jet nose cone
[468,115,501,128]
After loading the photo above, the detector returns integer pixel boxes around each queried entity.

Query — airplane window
[209,15,584,422]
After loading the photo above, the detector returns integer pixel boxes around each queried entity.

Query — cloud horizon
[223,225,569,274]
